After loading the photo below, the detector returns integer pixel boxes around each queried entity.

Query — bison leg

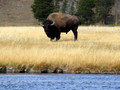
[50,37,55,41]
[56,32,61,41]
[72,25,78,40]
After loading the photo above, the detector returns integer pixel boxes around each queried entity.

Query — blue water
[0,74,120,90]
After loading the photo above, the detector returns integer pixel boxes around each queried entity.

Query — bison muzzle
[41,13,80,41]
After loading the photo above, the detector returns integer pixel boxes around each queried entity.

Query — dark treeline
[31,0,114,25]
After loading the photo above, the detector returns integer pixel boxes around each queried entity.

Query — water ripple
[0,74,120,90]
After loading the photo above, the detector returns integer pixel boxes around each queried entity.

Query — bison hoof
[50,38,54,41]
[74,39,77,41]
[56,37,60,41]
[56,39,59,41]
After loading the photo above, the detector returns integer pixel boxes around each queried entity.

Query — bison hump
[47,13,79,28]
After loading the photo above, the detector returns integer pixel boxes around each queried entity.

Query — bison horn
[51,21,55,26]
[40,22,44,26]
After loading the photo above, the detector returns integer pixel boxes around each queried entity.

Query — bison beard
[41,13,79,41]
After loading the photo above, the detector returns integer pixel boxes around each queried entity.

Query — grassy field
[0,26,120,73]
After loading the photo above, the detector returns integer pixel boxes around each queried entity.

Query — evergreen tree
[76,0,95,24]
[31,0,54,21]
[70,0,75,15]
[54,0,60,12]
[94,0,114,24]
[61,0,68,13]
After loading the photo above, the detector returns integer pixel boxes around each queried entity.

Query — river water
[0,74,120,90]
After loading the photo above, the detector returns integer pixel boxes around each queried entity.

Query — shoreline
[0,66,120,74]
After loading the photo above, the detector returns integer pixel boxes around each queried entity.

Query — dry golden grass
[0,26,120,73]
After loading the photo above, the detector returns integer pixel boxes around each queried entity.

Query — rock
[41,69,48,73]
[25,67,31,73]
[19,66,26,73]
[7,67,14,73]
[29,68,36,73]
[48,69,54,73]
[0,66,6,73]
[53,68,63,73]
[25,65,33,73]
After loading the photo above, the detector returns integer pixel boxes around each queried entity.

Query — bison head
[41,20,55,34]
[41,20,56,39]
[41,20,54,28]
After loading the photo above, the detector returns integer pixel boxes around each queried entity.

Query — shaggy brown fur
[47,13,79,28]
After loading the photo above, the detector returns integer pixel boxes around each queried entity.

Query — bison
[41,13,80,41]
